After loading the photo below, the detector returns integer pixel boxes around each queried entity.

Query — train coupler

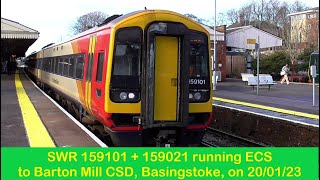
[155,130,176,147]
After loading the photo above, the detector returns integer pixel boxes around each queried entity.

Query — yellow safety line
[15,73,55,147]
[213,97,319,120]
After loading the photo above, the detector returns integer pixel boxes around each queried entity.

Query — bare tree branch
[70,11,108,35]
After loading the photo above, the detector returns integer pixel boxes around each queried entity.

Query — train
[25,10,213,147]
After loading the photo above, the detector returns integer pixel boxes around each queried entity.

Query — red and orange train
[26,10,213,146]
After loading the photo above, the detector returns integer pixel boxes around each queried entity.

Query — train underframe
[104,125,207,147]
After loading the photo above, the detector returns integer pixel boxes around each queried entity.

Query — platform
[213,78,319,125]
[211,78,319,146]
[1,70,104,147]
[215,78,320,112]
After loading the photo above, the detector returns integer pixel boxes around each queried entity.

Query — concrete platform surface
[1,72,102,147]
[213,78,319,115]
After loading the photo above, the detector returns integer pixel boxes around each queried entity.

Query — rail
[202,126,269,147]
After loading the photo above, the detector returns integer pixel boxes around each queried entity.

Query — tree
[252,51,290,79]
[225,9,238,24]
[70,11,108,35]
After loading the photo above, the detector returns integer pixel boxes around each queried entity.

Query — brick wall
[211,41,227,81]
[226,55,246,78]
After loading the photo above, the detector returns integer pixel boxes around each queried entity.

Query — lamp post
[212,0,217,91]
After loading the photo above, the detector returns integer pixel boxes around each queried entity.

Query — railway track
[202,126,269,147]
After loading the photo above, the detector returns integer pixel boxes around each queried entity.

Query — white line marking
[213,103,319,128]
[25,74,108,147]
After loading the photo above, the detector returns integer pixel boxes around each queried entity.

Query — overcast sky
[1,0,319,56]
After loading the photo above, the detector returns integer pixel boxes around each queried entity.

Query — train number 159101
[189,79,206,85]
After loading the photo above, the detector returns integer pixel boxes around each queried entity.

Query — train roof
[36,10,207,52]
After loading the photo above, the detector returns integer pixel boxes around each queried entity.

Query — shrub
[252,51,290,76]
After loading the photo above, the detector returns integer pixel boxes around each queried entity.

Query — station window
[96,52,105,82]
[75,55,84,79]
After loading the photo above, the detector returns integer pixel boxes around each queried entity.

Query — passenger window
[50,58,54,73]
[75,55,84,79]
[58,58,63,75]
[63,58,69,76]
[40,59,43,70]
[96,52,105,82]
[54,58,58,74]
[69,56,75,78]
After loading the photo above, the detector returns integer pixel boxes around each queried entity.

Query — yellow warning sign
[247,39,256,44]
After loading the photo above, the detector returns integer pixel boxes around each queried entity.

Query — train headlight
[119,92,128,100]
[110,90,140,103]
[194,92,201,100]
[128,93,135,99]
[189,90,210,103]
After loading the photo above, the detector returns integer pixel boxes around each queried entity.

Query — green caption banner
[1,148,318,179]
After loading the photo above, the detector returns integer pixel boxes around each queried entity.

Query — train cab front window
[189,31,210,103]
[110,27,142,103]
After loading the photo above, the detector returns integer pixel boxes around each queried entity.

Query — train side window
[43,58,50,72]
[58,58,63,75]
[48,58,52,72]
[45,58,49,71]
[63,57,69,76]
[50,58,54,73]
[38,59,41,70]
[41,59,44,70]
[42,59,45,71]
[48,58,51,72]
[69,56,76,78]
[96,52,105,82]
[75,55,84,79]
[54,58,58,74]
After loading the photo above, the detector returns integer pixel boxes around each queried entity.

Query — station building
[1,17,39,73]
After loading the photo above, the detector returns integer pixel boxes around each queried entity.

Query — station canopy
[1,17,39,59]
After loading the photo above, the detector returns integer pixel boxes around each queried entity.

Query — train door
[84,35,97,114]
[91,37,106,115]
[142,22,190,128]
[154,36,178,121]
